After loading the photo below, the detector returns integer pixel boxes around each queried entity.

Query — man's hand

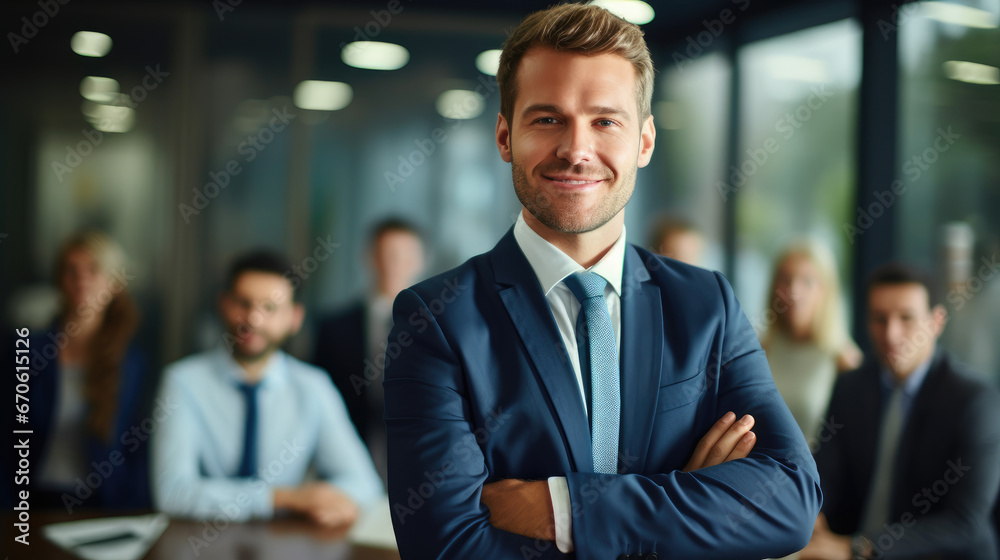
[273,482,359,529]
[799,514,852,560]
[683,411,757,472]
[481,479,556,541]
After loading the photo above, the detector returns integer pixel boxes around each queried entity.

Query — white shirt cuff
[547,476,574,553]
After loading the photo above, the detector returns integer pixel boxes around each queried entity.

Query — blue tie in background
[564,271,620,474]
[237,382,260,478]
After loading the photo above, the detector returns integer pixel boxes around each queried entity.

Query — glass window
[898,0,1000,384]
[733,19,862,326]
[645,52,730,271]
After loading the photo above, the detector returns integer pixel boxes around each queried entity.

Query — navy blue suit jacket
[312,302,374,439]
[383,230,821,559]
[816,350,1000,559]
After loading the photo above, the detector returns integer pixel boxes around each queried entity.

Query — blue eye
[597,119,615,127]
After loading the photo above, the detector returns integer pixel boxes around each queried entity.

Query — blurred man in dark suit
[312,218,424,482]
[803,262,1000,560]
[648,215,704,266]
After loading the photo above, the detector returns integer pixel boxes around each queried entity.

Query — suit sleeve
[876,386,1000,558]
[383,289,564,560]
[814,374,851,529]
[564,272,823,560]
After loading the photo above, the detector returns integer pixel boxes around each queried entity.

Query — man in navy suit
[802,264,1000,560]
[383,5,821,559]
[312,218,424,482]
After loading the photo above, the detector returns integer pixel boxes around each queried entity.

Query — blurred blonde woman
[22,231,149,509]
[761,240,861,450]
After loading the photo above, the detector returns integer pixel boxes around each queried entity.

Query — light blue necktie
[564,271,620,474]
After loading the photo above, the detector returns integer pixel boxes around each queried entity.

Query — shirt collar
[512,211,625,297]
[213,346,288,389]
[368,292,394,311]
[880,348,934,397]
[367,293,394,320]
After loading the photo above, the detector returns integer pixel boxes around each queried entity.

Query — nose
[786,283,800,302]
[884,317,904,346]
[555,121,595,165]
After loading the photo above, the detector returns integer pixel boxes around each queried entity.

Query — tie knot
[563,271,608,303]
[237,382,260,396]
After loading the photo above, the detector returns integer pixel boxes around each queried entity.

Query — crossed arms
[481,411,760,542]
[384,282,822,560]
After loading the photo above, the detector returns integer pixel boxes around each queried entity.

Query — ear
[496,113,513,163]
[930,303,948,336]
[289,302,305,335]
[637,114,656,168]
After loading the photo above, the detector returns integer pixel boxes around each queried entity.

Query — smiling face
[219,271,303,364]
[495,47,655,235]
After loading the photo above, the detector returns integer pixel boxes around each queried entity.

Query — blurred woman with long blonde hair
[761,240,861,449]
[26,231,149,508]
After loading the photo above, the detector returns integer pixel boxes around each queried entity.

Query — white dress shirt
[38,363,88,487]
[512,211,626,553]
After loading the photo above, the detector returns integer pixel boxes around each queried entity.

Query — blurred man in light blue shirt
[152,250,382,528]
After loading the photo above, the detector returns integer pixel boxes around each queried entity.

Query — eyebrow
[520,104,631,120]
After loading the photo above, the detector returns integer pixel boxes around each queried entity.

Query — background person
[648,215,704,266]
[802,262,1000,560]
[5,230,150,510]
[151,250,381,526]
[759,240,861,447]
[312,218,424,482]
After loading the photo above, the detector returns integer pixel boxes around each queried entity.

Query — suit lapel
[491,230,594,472]
[853,364,883,504]
[619,246,663,473]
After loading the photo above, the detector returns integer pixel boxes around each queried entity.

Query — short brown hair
[497,3,655,125]
[867,262,942,308]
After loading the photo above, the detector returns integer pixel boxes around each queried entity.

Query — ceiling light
[436,90,484,120]
[476,49,502,76]
[341,41,409,71]
[943,60,1000,85]
[923,2,998,29]
[591,0,655,25]
[293,80,353,111]
[80,76,120,103]
[71,31,112,57]
[82,100,134,133]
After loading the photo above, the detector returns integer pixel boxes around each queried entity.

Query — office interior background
[1,0,998,385]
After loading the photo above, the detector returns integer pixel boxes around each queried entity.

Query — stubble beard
[229,328,290,364]
[511,159,635,234]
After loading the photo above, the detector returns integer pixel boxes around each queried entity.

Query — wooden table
[2,510,401,560]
